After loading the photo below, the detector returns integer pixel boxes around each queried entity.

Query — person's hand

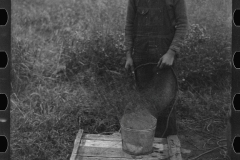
[157,49,176,69]
[125,52,134,72]
[125,57,134,72]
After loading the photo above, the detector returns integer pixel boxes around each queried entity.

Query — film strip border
[0,0,10,160]
[231,0,240,159]
[0,1,238,160]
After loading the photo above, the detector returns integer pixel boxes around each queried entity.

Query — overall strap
[162,0,175,32]
[133,0,140,42]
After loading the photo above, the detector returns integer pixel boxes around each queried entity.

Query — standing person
[124,0,188,138]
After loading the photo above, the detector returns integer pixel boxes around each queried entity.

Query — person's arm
[169,0,188,55]
[124,0,136,57]
[124,0,136,71]
[158,0,188,68]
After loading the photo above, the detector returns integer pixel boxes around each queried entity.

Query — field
[11,0,232,159]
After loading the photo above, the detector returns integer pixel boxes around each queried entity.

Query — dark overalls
[132,0,177,138]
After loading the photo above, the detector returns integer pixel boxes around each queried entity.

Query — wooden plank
[80,139,167,150]
[78,144,169,159]
[167,135,182,160]
[73,154,170,160]
[81,139,122,149]
[83,134,122,141]
[70,129,84,160]
[83,133,166,143]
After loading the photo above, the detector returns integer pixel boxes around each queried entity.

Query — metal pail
[120,112,157,155]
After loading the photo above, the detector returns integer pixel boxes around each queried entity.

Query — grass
[11,0,231,159]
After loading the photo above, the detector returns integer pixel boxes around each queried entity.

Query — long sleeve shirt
[124,0,188,55]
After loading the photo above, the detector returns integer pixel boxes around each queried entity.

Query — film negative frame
[231,0,240,159]
[0,0,10,160]
[0,0,238,160]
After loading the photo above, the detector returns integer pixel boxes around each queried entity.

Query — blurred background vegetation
[11,0,231,159]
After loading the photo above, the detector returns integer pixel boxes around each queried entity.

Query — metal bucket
[120,115,157,155]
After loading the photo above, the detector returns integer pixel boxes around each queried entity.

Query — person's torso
[133,0,175,36]
[132,0,175,63]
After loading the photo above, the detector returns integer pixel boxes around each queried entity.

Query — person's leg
[155,106,177,138]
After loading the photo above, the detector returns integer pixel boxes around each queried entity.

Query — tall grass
[11,0,231,159]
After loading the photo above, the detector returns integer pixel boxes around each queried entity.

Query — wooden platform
[70,129,190,160]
